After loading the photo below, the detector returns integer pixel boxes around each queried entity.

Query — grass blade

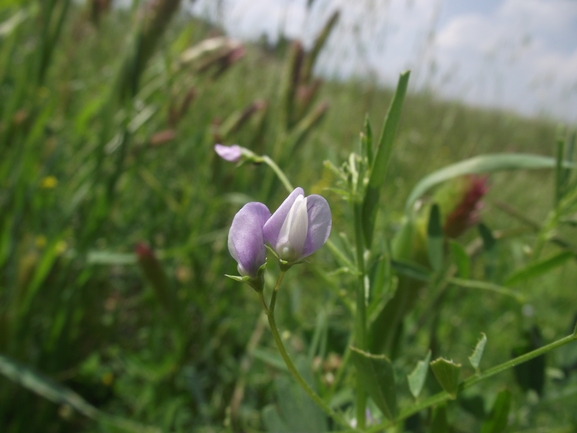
[362,71,410,247]
[405,153,573,213]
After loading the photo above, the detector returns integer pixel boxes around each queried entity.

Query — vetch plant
[220,70,577,432]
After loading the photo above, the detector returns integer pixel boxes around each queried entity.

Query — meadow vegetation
[1,1,576,432]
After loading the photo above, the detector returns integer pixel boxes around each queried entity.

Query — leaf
[504,251,573,287]
[262,405,292,433]
[427,204,444,272]
[478,223,496,251]
[480,389,512,433]
[431,404,450,433]
[469,333,488,371]
[430,358,461,399]
[512,326,546,395]
[405,153,572,213]
[263,361,328,433]
[362,114,374,167]
[252,348,288,371]
[407,350,431,399]
[449,278,524,302]
[19,235,65,318]
[350,347,397,421]
[391,259,431,282]
[459,394,486,420]
[0,354,159,432]
[87,251,137,265]
[449,240,470,279]
[478,223,497,280]
[362,71,410,247]
[301,10,340,82]
[308,309,328,360]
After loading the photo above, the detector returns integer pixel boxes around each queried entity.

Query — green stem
[261,155,294,193]
[353,201,368,429]
[262,271,355,431]
[365,330,577,432]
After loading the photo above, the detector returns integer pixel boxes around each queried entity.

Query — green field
[1,2,576,432]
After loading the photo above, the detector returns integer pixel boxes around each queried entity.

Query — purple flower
[215,144,243,163]
[263,188,331,263]
[228,202,271,280]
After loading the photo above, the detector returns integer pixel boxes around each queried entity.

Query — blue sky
[190,0,577,123]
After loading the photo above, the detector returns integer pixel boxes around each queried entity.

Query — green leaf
[405,153,572,213]
[362,71,410,247]
[449,240,470,279]
[459,394,486,420]
[0,354,159,432]
[504,251,574,287]
[252,348,288,371]
[512,326,546,395]
[478,223,496,251]
[449,278,524,302]
[87,251,137,265]
[478,223,497,280]
[407,350,431,399]
[427,204,444,272]
[263,360,328,433]
[556,135,565,204]
[350,347,397,421]
[469,333,488,371]
[430,358,461,399]
[19,234,65,317]
[480,389,512,433]
[362,114,374,167]
[431,404,450,433]
[391,259,431,282]
[262,405,292,433]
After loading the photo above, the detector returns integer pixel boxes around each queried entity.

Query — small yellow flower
[101,372,114,386]
[40,176,58,189]
[35,235,47,249]
[56,240,67,255]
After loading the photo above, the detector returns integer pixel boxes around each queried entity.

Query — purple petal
[215,144,242,163]
[302,194,332,258]
[263,187,304,249]
[228,202,271,276]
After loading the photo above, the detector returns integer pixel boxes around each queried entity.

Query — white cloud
[190,0,577,122]
[433,0,577,121]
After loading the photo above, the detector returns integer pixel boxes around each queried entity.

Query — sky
[189,0,577,123]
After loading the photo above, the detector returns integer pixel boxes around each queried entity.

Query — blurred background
[191,0,577,122]
[0,0,576,432]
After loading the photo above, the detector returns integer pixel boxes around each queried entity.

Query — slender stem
[364,331,577,432]
[353,201,367,428]
[261,155,294,193]
[262,271,356,431]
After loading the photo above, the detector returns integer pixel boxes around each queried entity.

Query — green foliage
[430,358,462,399]
[407,350,431,399]
[1,1,577,432]
[350,347,397,421]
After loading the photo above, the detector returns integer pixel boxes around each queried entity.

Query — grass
[0,2,576,432]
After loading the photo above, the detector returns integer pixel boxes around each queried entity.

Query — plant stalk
[353,201,368,429]
[260,271,355,431]
[364,330,577,432]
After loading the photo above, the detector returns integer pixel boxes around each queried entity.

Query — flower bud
[228,202,271,286]
[215,144,243,163]
[263,187,331,264]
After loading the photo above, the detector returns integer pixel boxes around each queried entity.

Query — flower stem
[364,329,577,432]
[353,202,368,429]
[261,155,294,193]
[262,271,355,431]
